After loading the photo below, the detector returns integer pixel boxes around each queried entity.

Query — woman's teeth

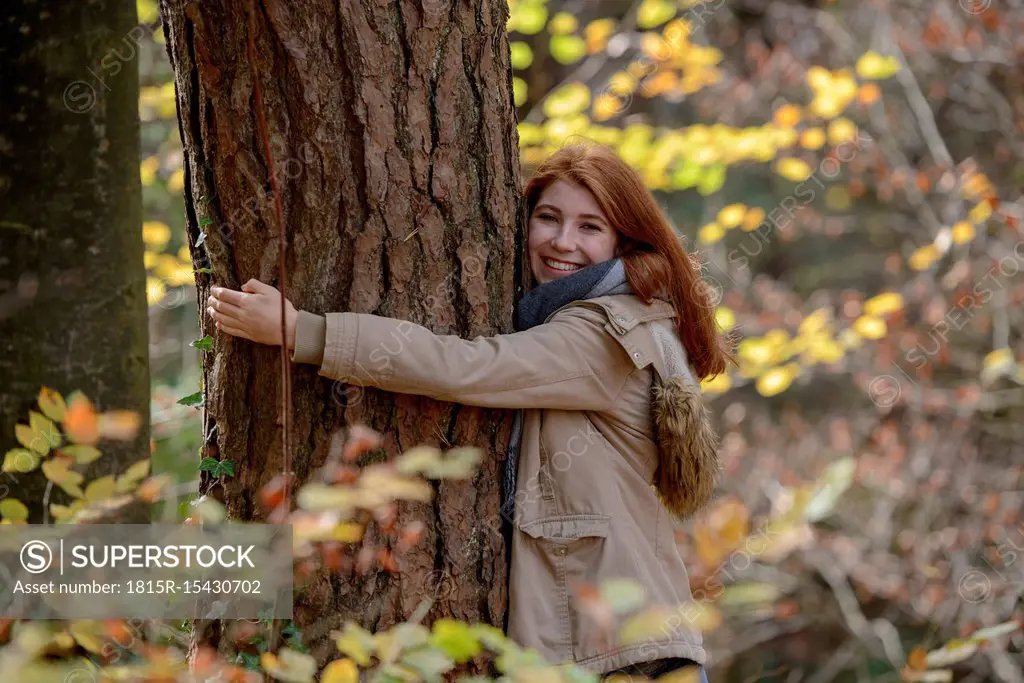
[544,258,581,272]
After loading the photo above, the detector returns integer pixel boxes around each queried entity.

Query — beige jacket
[291,294,718,673]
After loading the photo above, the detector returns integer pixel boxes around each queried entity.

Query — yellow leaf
[547,11,577,35]
[969,201,992,224]
[335,623,375,667]
[331,523,365,543]
[593,93,626,121]
[49,504,76,521]
[756,366,797,397]
[799,127,826,150]
[542,82,591,118]
[70,621,106,654]
[982,348,1013,370]
[584,18,617,54]
[908,244,940,271]
[700,372,731,395]
[694,497,749,566]
[852,315,887,340]
[142,221,171,248]
[84,476,117,503]
[3,448,40,473]
[772,104,801,128]
[637,0,677,29]
[715,307,735,330]
[741,206,766,231]
[0,499,29,522]
[608,71,638,97]
[775,158,813,182]
[806,65,832,91]
[37,387,67,422]
[856,50,901,79]
[42,458,86,498]
[716,204,746,229]
[115,459,151,493]
[951,221,975,244]
[321,658,359,683]
[697,222,725,244]
[140,156,159,186]
[827,118,857,146]
[167,168,185,193]
[863,292,903,317]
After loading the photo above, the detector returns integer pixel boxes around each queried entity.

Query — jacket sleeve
[314,305,638,410]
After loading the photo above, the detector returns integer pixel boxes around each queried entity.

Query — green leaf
[198,457,220,473]
[509,41,534,70]
[199,216,213,227]
[0,498,30,522]
[61,444,103,465]
[177,391,205,408]
[430,619,482,664]
[697,163,726,196]
[190,335,214,352]
[194,267,213,274]
[549,35,587,65]
[3,448,40,473]
[218,460,236,477]
[515,3,548,35]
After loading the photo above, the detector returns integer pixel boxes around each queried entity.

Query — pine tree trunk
[0,0,149,523]
[160,0,522,664]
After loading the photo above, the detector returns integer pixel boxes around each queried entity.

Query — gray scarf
[499,258,632,524]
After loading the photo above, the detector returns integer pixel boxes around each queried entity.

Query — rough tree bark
[160,0,522,664]
[0,0,150,522]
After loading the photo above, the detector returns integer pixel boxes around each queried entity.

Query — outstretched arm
[207,280,636,411]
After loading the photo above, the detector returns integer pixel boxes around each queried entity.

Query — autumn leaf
[84,476,117,503]
[37,386,67,422]
[0,499,29,522]
[320,658,359,683]
[64,393,100,445]
[98,410,142,441]
[2,448,40,473]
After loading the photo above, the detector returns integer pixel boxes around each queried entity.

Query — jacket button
[616,316,626,323]
[633,352,641,360]
[556,548,566,556]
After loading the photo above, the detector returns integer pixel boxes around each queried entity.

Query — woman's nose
[550,228,575,252]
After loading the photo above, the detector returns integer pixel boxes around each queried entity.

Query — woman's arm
[207,280,637,411]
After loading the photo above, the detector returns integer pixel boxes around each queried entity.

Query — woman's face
[528,179,619,285]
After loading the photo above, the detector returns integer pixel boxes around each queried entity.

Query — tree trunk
[0,0,150,523]
[160,0,522,664]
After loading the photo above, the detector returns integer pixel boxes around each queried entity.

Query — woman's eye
[581,223,600,231]
[538,213,556,221]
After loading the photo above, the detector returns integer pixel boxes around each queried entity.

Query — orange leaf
[907,646,928,671]
[64,394,99,445]
[99,410,141,440]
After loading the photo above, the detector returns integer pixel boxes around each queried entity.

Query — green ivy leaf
[177,391,204,408]
[190,335,214,352]
[198,457,221,473]
[218,460,236,478]
[198,216,213,227]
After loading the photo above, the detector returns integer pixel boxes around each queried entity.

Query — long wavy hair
[524,142,731,381]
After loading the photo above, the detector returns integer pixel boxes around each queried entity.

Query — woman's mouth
[542,257,583,273]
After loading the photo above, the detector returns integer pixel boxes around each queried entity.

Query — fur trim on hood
[652,375,721,519]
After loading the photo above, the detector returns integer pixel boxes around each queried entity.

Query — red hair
[524,143,731,380]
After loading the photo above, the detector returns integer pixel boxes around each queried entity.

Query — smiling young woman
[207,143,728,681]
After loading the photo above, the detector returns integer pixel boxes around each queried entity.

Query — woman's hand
[206,279,298,349]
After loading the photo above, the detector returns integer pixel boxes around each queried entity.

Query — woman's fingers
[214,320,252,341]
[210,286,249,306]
[207,296,246,321]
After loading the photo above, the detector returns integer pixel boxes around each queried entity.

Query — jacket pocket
[517,514,611,663]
